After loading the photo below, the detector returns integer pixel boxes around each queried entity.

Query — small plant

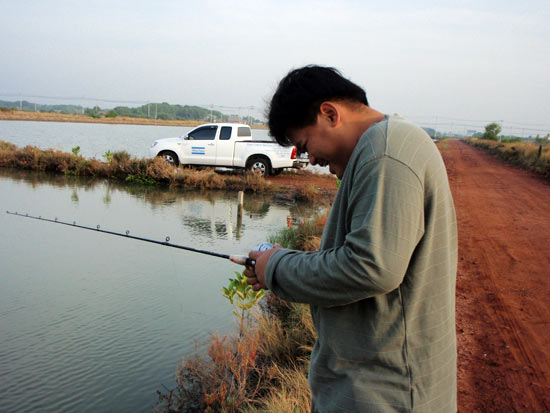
[103,150,114,163]
[222,271,265,335]
[71,146,80,158]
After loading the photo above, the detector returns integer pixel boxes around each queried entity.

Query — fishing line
[6,211,256,267]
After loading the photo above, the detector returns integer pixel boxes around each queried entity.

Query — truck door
[215,126,235,166]
[183,125,218,165]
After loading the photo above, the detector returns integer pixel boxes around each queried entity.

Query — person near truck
[244,65,458,412]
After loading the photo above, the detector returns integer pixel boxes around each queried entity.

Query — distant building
[229,114,241,123]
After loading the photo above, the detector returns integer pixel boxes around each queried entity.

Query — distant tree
[86,106,102,118]
[483,122,502,141]
[105,110,118,118]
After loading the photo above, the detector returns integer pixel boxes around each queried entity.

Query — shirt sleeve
[264,156,425,307]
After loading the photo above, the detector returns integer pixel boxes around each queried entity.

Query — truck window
[237,127,252,137]
[220,126,232,140]
[188,125,217,140]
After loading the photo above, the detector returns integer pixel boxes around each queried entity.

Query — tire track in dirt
[441,140,550,412]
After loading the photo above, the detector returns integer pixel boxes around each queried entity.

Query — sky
[1,0,549,136]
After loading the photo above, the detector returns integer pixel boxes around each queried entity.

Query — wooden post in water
[236,191,244,239]
[237,191,244,215]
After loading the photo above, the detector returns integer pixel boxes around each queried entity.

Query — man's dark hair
[267,65,369,146]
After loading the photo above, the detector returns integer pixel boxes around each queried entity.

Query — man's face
[289,115,354,179]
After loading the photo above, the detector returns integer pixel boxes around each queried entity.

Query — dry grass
[155,299,316,413]
[466,138,550,178]
[246,363,311,413]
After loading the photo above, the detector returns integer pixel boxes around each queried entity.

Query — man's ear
[319,102,340,126]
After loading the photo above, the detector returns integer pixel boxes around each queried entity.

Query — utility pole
[155,103,157,120]
[148,103,150,118]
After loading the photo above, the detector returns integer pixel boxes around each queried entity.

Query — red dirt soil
[441,140,550,412]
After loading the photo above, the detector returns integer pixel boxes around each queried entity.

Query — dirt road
[441,140,550,412]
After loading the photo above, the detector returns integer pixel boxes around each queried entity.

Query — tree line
[0,100,261,124]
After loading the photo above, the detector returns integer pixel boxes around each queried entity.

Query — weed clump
[269,212,327,251]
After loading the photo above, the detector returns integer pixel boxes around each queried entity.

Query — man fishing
[244,65,457,412]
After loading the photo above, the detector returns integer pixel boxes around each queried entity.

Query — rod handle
[229,255,256,267]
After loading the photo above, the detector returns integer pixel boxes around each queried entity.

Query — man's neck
[345,106,386,145]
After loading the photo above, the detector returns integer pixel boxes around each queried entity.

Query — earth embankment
[442,139,550,412]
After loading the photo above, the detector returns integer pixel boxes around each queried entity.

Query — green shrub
[125,173,157,185]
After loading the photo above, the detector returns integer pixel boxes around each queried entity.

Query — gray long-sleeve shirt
[265,116,457,412]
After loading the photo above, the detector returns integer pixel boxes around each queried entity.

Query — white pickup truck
[149,123,306,176]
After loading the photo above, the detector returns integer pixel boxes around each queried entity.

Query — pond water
[0,168,318,412]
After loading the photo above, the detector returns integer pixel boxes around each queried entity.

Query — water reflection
[0,168,316,243]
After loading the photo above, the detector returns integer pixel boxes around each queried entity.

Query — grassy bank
[155,214,327,412]
[0,140,337,202]
[0,109,208,127]
[465,138,550,178]
[0,109,268,129]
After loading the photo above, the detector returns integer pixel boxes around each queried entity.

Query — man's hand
[244,244,281,291]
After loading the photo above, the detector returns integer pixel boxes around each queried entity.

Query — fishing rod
[6,211,263,267]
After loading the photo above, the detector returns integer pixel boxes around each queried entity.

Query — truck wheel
[247,157,271,177]
[158,151,179,166]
